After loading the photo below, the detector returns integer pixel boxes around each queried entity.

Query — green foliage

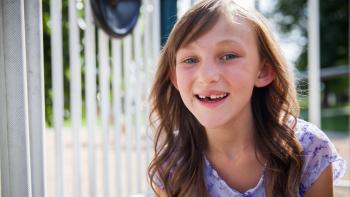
[43,0,52,126]
[268,0,349,70]
[267,0,349,131]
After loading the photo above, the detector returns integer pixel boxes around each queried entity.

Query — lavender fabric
[204,119,347,197]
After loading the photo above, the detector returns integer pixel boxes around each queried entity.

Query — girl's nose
[197,61,220,84]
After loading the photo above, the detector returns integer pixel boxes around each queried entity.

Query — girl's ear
[169,68,178,89]
[255,60,276,88]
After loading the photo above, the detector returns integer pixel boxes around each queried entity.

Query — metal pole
[307,0,321,127]
[134,20,143,193]
[24,0,46,196]
[0,0,33,196]
[143,3,153,195]
[98,29,110,197]
[0,2,10,196]
[112,39,122,196]
[124,35,133,196]
[84,0,97,196]
[69,0,82,196]
[50,0,65,196]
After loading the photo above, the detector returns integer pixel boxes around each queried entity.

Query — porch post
[24,0,46,196]
[307,0,321,126]
[0,0,32,196]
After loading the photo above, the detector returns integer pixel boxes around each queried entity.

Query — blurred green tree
[268,0,348,70]
[267,0,349,131]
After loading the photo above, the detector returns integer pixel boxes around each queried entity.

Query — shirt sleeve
[297,120,347,196]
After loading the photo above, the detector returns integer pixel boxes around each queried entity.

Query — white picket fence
[50,0,161,196]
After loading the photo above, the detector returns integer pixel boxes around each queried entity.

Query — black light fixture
[90,0,141,38]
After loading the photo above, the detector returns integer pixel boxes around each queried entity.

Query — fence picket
[84,0,97,196]
[50,0,65,196]
[112,39,122,196]
[69,0,82,196]
[98,30,110,197]
[123,35,133,196]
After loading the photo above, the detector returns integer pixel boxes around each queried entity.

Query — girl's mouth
[195,92,229,103]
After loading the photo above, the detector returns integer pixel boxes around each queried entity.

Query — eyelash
[180,53,238,65]
[220,53,237,61]
[183,57,198,64]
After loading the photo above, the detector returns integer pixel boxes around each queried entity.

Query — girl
[148,0,346,196]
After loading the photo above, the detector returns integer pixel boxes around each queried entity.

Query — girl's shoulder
[294,118,336,149]
[293,118,347,195]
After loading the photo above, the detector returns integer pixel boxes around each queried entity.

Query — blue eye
[183,57,198,64]
[221,53,237,61]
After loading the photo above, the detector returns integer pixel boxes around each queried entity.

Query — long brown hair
[148,0,303,196]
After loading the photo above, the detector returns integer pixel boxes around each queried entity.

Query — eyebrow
[216,39,243,47]
[180,38,243,50]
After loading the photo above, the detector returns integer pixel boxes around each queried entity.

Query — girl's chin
[197,119,228,130]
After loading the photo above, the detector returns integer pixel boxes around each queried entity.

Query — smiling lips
[195,91,229,108]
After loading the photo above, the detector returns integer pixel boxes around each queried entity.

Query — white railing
[49,0,160,196]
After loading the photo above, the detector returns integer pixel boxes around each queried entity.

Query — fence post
[0,0,32,196]
[84,0,97,196]
[24,0,47,196]
[49,0,65,196]
[308,0,321,126]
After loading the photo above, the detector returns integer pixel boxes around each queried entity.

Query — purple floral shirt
[204,119,346,197]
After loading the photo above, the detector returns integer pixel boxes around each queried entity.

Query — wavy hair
[148,0,303,196]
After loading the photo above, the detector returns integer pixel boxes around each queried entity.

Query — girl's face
[173,14,274,131]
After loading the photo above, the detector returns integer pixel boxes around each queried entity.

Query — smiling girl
[148,0,346,196]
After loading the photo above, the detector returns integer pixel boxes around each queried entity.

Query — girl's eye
[221,53,237,61]
[183,57,198,64]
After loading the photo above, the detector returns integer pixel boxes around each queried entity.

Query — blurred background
[0,0,349,197]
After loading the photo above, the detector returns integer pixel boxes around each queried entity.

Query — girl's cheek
[176,72,196,93]
[223,63,252,76]
[176,67,196,80]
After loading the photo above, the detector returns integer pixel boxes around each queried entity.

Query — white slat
[24,0,46,196]
[123,35,133,196]
[84,0,97,196]
[50,0,65,196]
[152,0,161,61]
[133,19,143,193]
[69,0,82,196]
[112,39,122,196]
[0,4,9,196]
[0,0,32,196]
[143,0,153,181]
[307,0,321,126]
[98,29,110,197]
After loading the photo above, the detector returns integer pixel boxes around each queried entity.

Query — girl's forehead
[178,14,256,50]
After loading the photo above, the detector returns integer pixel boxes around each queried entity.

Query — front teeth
[197,93,227,99]
[209,94,227,99]
[198,95,206,99]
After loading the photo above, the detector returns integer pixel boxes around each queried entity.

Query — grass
[321,115,349,132]
[300,110,349,133]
